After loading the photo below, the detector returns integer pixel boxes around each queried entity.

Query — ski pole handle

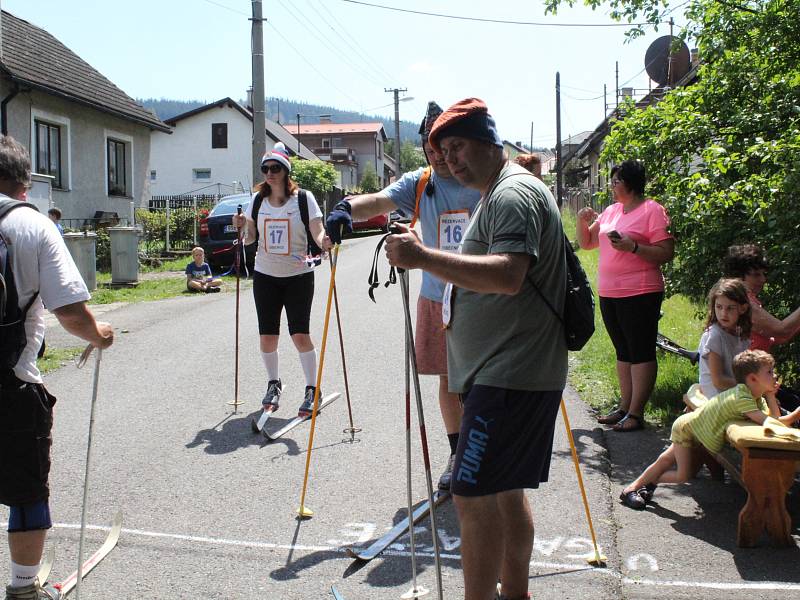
[388,224,406,274]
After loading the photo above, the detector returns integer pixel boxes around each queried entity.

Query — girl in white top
[697,278,752,397]
[233,142,332,417]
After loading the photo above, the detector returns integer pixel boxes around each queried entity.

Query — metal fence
[141,194,218,254]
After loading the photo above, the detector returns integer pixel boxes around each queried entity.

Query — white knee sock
[261,351,279,382]
[10,561,40,588]
[298,349,317,387]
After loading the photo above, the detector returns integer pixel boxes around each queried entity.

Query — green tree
[400,141,426,173]
[552,0,800,377]
[359,162,380,193]
[289,158,338,199]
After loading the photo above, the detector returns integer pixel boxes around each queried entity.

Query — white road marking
[626,553,659,572]
[12,521,800,592]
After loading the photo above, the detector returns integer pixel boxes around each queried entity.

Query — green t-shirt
[688,384,768,453]
[446,162,568,393]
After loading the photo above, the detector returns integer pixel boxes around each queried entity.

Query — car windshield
[211,198,250,217]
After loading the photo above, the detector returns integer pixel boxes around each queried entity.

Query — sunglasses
[261,164,283,174]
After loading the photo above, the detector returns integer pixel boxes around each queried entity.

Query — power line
[338,0,648,27]
[311,0,396,83]
[274,0,385,87]
[266,21,360,105]
[199,0,249,17]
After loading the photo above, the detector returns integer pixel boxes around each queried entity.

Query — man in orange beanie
[386,98,568,600]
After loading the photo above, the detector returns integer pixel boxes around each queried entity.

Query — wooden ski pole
[560,399,607,566]
[297,244,340,518]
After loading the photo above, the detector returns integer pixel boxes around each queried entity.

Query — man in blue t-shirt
[326,101,481,491]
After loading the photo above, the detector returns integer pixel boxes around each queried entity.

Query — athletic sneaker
[4,581,61,600]
[261,379,282,411]
[298,386,318,417]
[438,454,456,491]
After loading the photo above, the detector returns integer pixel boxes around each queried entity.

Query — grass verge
[563,209,705,427]
[38,346,85,375]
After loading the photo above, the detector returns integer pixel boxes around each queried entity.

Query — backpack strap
[0,199,38,221]
[409,166,432,228]
[250,192,263,243]
[298,189,323,258]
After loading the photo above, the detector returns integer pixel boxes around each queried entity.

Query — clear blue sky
[2,0,687,147]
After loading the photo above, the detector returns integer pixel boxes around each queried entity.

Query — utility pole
[603,84,607,118]
[296,113,301,153]
[555,72,563,208]
[385,87,407,180]
[615,61,619,109]
[251,1,267,188]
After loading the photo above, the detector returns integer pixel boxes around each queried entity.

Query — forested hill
[139,97,420,143]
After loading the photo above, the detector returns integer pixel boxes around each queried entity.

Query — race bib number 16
[438,210,470,252]
[263,219,290,255]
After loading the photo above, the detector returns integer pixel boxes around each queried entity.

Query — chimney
[690,48,700,67]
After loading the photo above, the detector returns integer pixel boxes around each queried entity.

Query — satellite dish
[645,35,690,86]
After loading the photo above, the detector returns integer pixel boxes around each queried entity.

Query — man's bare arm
[52,302,114,348]
[346,192,397,221]
[418,249,531,295]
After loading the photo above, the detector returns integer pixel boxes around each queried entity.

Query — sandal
[597,408,626,424]
[637,483,657,503]
[613,413,644,432]
[619,489,646,510]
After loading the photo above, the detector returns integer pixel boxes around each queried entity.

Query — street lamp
[296,113,332,153]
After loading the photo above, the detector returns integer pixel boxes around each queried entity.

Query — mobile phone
[607,230,621,240]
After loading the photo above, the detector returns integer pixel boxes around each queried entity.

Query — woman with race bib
[233,142,332,416]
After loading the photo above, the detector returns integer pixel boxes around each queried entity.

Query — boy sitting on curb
[620,349,800,510]
[186,247,222,293]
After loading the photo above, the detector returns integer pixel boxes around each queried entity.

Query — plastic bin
[108,227,139,284]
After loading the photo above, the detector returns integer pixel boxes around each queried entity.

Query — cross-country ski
[331,586,346,600]
[263,393,341,441]
[55,511,122,596]
[346,491,451,562]
[36,548,54,587]
[250,405,277,433]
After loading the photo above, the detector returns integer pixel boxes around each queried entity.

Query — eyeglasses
[261,164,283,174]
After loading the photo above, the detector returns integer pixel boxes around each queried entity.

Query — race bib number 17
[263,219,290,255]
[438,210,470,252]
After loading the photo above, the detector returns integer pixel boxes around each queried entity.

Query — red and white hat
[261,141,292,172]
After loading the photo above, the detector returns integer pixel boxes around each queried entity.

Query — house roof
[503,140,529,154]
[164,97,317,160]
[0,10,169,132]
[295,122,387,140]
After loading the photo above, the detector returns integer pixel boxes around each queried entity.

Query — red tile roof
[295,123,385,135]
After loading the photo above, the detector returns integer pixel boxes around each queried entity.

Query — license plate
[224,224,237,233]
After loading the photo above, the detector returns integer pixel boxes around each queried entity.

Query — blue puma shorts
[451,385,562,497]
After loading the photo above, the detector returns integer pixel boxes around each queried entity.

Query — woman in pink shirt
[577,160,675,431]
[723,244,800,412]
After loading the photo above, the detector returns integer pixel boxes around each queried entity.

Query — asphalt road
[2,234,799,599]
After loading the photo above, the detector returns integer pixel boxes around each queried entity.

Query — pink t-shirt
[596,199,672,298]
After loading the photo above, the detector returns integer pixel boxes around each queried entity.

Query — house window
[322,138,331,148]
[332,137,342,148]
[150,170,157,181]
[193,168,211,181]
[211,123,228,149]
[107,139,127,196]
[34,120,62,188]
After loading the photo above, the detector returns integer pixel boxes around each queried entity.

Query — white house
[149,98,316,197]
[0,10,170,222]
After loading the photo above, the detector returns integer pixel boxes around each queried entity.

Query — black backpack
[0,199,39,371]
[531,234,596,351]
[486,170,595,351]
[250,189,323,266]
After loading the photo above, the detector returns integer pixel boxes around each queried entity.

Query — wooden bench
[683,385,800,547]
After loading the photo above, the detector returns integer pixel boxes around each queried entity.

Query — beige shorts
[670,413,698,448]
[415,297,448,376]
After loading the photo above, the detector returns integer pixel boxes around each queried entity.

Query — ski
[37,548,54,585]
[56,511,122,596]
[331,586,346,600]
[251,406,277,433]
[263,393,341,441]
[346,490,451,561]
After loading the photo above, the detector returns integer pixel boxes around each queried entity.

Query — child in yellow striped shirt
[620,349,800,510]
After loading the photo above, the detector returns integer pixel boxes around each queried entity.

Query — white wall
[149,105,254,197]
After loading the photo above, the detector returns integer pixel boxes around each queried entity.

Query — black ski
[56,511,122,596]
[346,490,451,561]
[263,393,341,441]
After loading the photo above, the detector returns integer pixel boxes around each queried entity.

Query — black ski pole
[330,253,360,443]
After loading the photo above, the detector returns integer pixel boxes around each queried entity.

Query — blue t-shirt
[186,261,212,279]
[383,168,481,302]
